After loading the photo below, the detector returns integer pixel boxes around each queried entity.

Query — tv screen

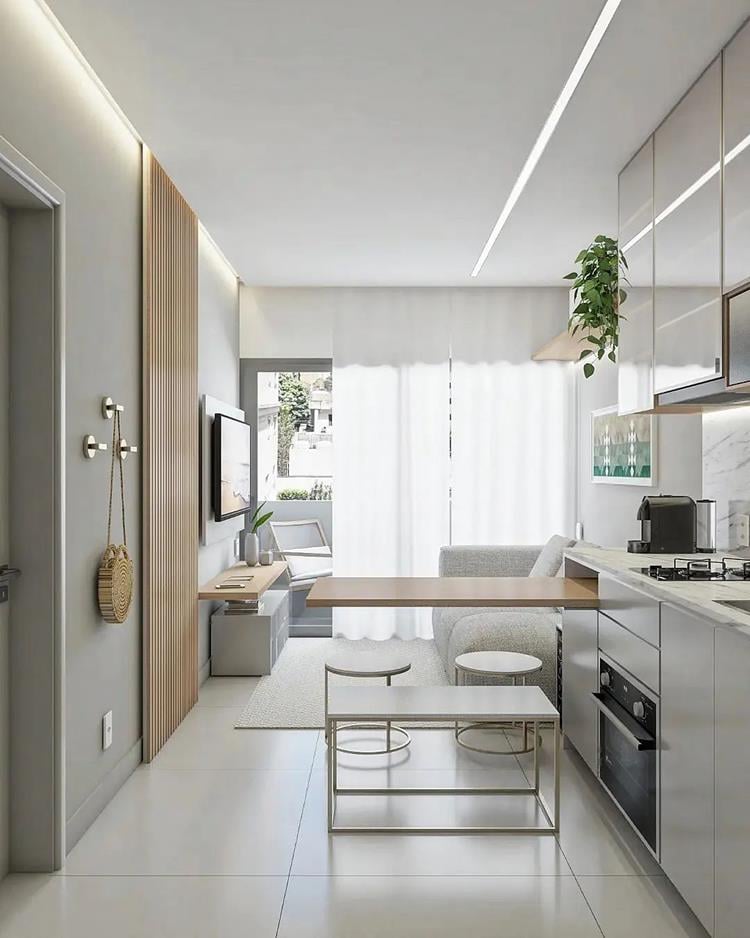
[212,413,252,521]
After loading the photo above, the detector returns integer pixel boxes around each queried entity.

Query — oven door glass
[599,708,657,851]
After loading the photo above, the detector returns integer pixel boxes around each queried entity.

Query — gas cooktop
[637,557,750,582]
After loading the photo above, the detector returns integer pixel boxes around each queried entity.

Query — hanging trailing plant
[564,235,628,378]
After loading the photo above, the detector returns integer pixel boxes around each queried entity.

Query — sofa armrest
[438,545,542,579]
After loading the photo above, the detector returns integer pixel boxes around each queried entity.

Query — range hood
[655,375,750,409]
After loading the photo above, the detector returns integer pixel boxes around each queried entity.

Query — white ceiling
[48,0,750,285]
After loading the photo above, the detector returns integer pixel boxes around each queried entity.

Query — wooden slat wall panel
[142,152,198,761]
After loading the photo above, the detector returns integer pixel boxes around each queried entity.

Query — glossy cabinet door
[715,625,750,938]
[724,20,750,293]
[660,605,714,934]
[561,608,598,773]
[653,58,722,393]
[618,138,654,414]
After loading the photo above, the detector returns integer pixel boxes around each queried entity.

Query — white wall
[576,358,703,547]
[0,0,143,850]
[198,232,239,676]
[241,286,334,358]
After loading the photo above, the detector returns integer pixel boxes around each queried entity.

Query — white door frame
[0,134,66,868]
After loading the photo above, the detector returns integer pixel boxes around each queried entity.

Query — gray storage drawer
[598,574,660,646]
[598,612,660,694]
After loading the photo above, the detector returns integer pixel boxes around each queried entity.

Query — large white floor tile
[152,708,318,770]
[291,772,570,876]
[578,875,709,938]
[516,732,661,875]
[0,873,285,938]
[278,875,601,938]
[197,676,260,708]
[64,767,310,875]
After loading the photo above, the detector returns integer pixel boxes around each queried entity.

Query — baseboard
[65,737,142,853]
[199,658,211,685]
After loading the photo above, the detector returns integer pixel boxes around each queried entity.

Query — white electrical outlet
[102,710,113,750]
[737,514,750,549]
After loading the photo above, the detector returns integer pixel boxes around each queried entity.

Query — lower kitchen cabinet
[660,604,715,934]
[715,625,750,938]
[561,608,598,773]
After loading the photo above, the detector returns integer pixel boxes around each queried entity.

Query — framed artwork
[591,406,655,485]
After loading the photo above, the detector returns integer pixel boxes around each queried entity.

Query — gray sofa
[432,540,575,704]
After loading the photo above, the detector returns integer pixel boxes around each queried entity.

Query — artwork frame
[591,405,655,486]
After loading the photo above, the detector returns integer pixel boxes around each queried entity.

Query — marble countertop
[565,546,750,636]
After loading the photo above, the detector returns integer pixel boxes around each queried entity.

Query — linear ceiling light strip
[471,0,623,277]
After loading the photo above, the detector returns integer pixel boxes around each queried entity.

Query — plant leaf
[252,511,274,532]
[583,362,595,379]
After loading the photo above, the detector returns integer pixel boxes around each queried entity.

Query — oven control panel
[599,660,657,736]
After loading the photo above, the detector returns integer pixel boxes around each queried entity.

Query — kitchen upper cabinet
[618,138,654,415]
[715,625,750,938]
[724,20,750,293]
[561,608,598,773]
[660,605,715,934]
[653,58,722,394]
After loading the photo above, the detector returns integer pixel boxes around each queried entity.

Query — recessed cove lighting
[471,0,622,277]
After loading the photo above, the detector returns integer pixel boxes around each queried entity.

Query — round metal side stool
[324,652,412,755]
[454,651,543,755]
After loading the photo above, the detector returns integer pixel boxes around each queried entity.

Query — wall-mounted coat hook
[102,396,124,420]
[118,438,139,460]
[83,435,108,459]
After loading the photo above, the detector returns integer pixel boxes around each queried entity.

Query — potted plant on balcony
[244,501,273,566]
[564,235,628,378]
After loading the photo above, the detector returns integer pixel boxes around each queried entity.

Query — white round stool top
[325,651,412,678]
[454,651,543,678]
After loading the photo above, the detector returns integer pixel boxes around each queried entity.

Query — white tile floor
[0,676,709,937]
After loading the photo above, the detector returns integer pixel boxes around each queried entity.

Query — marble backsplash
[703,408,750,550]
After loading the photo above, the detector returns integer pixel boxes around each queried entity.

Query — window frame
[239,357,333,505]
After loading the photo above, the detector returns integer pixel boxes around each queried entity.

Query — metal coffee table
[326,684,560,834]
[324,651,412,755]
[454,651,543,755]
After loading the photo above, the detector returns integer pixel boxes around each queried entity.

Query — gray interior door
[0,202,9,880]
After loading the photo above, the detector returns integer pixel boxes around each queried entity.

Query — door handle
[592,692,656,751]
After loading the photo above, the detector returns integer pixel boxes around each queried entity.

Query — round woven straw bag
[98,411,134,624]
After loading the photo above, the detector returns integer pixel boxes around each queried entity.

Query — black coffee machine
[627,495,697,554]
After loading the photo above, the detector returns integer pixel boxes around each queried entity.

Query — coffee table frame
[326,709,560,835]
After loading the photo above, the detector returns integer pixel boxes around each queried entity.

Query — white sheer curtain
[332,290,450,640]
[449,289,575,544]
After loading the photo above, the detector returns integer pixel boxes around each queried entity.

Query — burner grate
[640,557,750,582]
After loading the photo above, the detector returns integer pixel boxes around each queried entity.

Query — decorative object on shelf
[564,235,628,378]
[591,405,655,486]
[82,435,108,459]
[244,501,274,566]
[98,407,134,623]
[259,549,274,566]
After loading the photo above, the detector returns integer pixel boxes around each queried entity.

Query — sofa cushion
[433,606,498,664]
[528,534,575,578]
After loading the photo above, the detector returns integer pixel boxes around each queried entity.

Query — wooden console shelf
[198,560,288,603]
[307,576,599,608]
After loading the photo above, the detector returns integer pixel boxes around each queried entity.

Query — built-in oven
[592,655,659,855]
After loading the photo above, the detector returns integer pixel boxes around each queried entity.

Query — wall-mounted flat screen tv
[212,413,252,521]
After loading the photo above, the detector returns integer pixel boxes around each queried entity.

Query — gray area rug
[235,637,449,729]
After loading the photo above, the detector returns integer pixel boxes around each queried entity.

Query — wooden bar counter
[306,576,598,609]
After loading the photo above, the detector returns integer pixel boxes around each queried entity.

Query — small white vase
[244,532,259,566]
